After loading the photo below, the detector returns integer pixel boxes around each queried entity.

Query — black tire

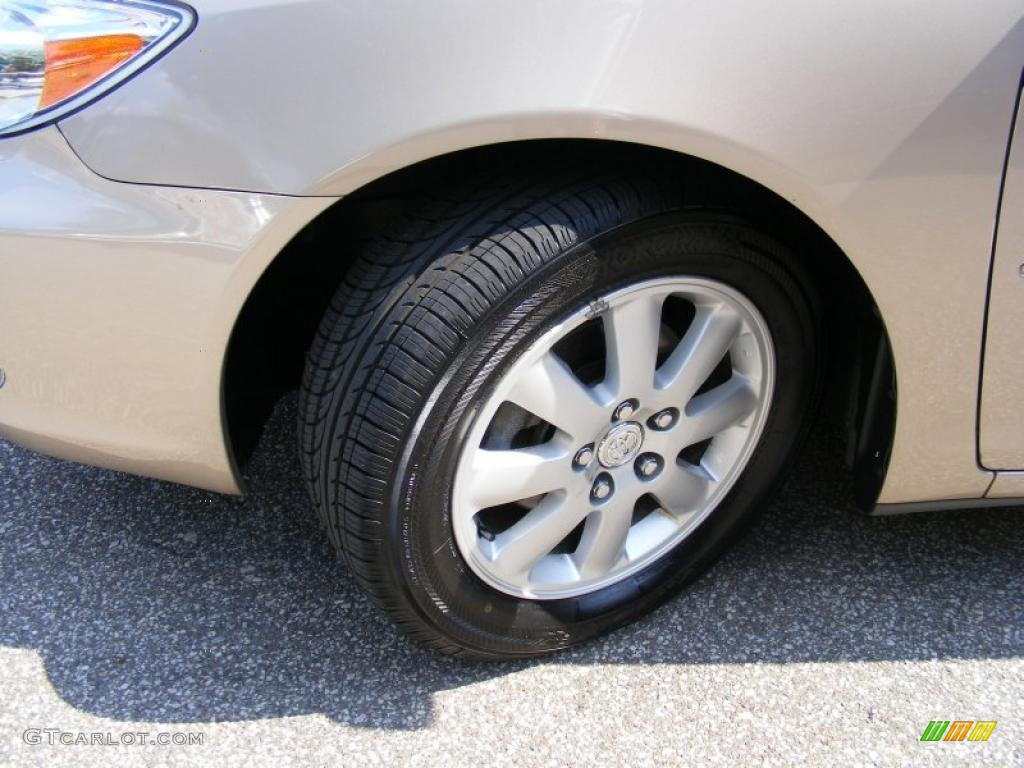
[299,156,820,658]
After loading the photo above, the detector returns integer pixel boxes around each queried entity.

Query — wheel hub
[596,421,645,468]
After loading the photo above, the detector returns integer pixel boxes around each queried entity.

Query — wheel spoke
[468,443,572,508]
[682,377,758,445]
[603,293,664,400]
[490,492,585,578]
[655,305,740,403]
[506,352,605,440]
[574,502,635,577]
[650,466,710,516]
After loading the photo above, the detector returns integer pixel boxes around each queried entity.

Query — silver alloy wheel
[452,277,775,599]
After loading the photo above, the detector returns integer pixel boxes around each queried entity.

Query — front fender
[56,0,1024,504]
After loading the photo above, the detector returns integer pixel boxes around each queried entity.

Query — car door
[980,82,1024,494]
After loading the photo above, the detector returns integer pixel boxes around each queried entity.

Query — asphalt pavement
[1,393,1021,767]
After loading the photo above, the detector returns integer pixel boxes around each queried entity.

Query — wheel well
[223,140,895,507]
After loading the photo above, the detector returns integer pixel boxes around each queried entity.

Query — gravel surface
[1,394,1021,767]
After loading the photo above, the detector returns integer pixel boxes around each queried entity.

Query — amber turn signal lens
[40,35,145,109]
[1,1,193,136]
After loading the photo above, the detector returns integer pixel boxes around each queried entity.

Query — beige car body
[1,1,1022,509]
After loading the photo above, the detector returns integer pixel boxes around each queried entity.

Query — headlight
[0,0,194,137]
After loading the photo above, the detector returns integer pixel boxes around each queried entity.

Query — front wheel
[299,164,819,658]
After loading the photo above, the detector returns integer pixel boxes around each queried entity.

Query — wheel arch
[222,138,895,507]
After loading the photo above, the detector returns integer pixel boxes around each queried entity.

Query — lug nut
[574,445,594,468]
[591,475,613,501]
[651,409,676,430]
[637,454,661,478]
[613,400,636,421]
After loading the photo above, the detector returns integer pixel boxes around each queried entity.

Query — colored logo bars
[920,721,997,742]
